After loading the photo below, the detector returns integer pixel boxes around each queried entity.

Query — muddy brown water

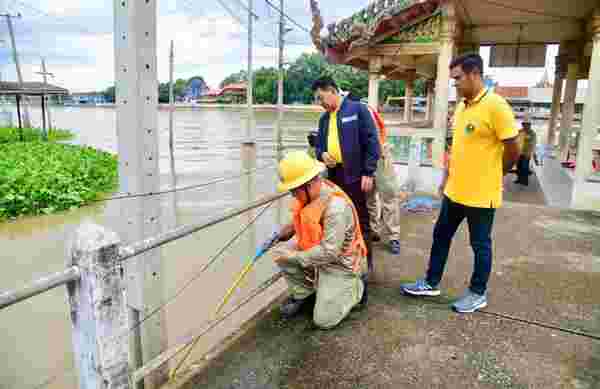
[0,106,319,389]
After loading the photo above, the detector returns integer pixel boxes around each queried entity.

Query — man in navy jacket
[311,77,380,272]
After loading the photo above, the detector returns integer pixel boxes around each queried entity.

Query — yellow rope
[168,259,258,381]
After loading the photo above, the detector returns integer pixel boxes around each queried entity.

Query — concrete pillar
[431,1,456,171]
[405,134,422,192]
[404,76,414,122]
[368,73,380,109]
[559,62,579,160]
[432,38,454,169]
[368,56,382,109]
[547,74,563,146]
[113,0,167,386]
[425,80,434,121]
[572,11,600,209]
[242,141,257,257]
[68,223,130,389]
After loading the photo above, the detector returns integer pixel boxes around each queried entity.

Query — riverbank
[58,103,326,112]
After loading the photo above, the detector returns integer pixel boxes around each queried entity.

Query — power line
[112,200,275,343]
[263,0,310,34]
[90,164,275,203]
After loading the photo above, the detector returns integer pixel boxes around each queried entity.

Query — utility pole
[168,40,175,173]
[277,0,285,112]
[2,13,31,128]
[246,0,254,141]
[37,58,54,138]
[276,0,288,225]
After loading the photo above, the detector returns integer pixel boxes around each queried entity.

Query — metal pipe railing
[0,192,289,310]
[0,266,80,310]
[117,192,288,262]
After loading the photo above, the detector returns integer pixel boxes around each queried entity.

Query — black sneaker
[280,297,307,318]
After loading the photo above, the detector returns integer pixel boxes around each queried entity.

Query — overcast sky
[0,0,559,93]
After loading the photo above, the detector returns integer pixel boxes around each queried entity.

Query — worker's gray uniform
[272,184,366,329]
[367,142,401,241]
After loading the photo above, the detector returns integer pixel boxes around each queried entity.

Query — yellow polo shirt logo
[444,89,518,208]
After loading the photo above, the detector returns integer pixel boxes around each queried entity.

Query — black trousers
[516,155,531,185]
[327,166,373,269]
[426,196,495,295]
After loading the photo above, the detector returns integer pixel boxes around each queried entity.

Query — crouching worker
[272,150,368,329]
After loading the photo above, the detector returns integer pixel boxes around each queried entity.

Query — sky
[0,0,561,93]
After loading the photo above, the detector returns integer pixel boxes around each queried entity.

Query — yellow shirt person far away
[444,88,518,209]
[327,108,343,164]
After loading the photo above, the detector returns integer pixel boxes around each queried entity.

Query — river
[0,105,319,389]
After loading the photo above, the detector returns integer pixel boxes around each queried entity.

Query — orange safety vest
[291,180,367,273]
[367,105,387,147]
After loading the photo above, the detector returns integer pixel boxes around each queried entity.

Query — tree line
[96,53,427,105]
[220,53,426,105]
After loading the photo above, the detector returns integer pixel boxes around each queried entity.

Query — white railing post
[67,222,130,389]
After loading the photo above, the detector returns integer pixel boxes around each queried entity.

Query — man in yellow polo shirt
[401,53,520,313]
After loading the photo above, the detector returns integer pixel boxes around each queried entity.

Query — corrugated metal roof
[0,81,69,95]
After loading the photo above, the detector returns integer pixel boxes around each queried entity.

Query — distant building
[183,77,209,101]
[65,92,109,105]
[198,83,247,104]
[448,84,587,118]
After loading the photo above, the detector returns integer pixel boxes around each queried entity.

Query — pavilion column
[368,56,382,109]
[558,64,579,160]
[404,74,414,122]
[432,37,454,169]
[558,44,581,161]
[572,10,600,209]
[431,2,456,170]
[425,80,434,121]
[547,71,563,146]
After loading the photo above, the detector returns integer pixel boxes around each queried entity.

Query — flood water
[0,105,320,389]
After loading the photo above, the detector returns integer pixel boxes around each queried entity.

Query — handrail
[0,192,288,311]
[0,266,80,310]
[117,192,288,262]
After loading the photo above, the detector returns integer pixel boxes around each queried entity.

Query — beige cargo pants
[277,243,364,329]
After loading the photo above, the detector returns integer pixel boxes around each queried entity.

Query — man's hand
[437,184,445,198]
[321,152,337,168]
[271,243,296,265]
[502,137,520,175]
[361,176,374,192]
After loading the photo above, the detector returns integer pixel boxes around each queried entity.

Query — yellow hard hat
[277,150,326,192]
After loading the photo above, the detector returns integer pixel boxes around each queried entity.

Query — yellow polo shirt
[327,109,343,164]
[444,88,518,208]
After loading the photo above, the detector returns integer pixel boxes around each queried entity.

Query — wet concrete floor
[178,193,600,389]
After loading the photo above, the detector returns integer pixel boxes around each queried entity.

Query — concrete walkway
[533,157,574,208]
[180,203,600,389]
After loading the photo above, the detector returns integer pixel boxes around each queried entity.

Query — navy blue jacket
[315,97,380,184]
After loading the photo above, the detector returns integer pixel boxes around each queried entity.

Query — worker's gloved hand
[270,242,296,265]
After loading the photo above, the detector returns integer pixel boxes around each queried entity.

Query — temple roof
[311,0,442,65]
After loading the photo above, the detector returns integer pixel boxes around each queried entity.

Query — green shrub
[0,127,74,143]
[0,142,118,220]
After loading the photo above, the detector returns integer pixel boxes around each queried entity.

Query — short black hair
[311,76,339,93]
[450,53,484,76]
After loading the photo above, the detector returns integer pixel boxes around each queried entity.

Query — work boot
[280,297,307,318]
[357,276,368,307]
[389,240,401,255]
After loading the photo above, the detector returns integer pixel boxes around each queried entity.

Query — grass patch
[0,126,74,143]
[0,141,118,220]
